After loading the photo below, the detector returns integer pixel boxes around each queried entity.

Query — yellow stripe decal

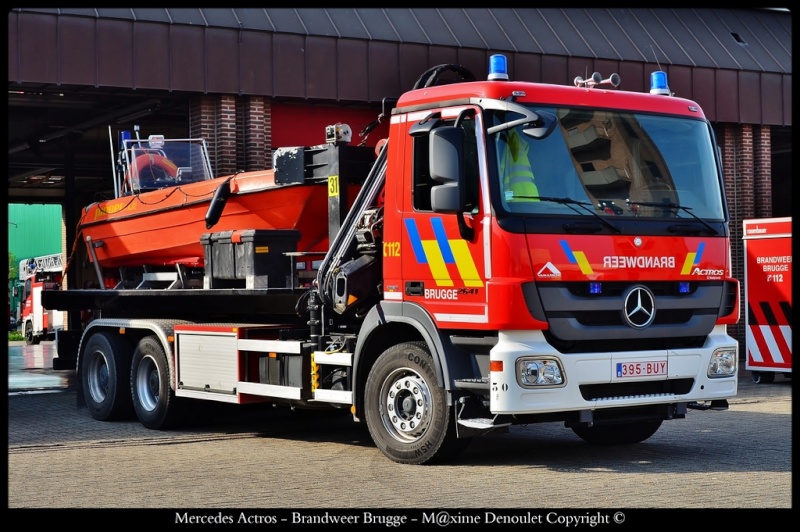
[421,240,454,286]
[681,252,697,275]
[449,240,483,287]
[572,251,594,275]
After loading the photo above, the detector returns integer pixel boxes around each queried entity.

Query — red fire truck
[17,253,64,345]
[44,56,739,464]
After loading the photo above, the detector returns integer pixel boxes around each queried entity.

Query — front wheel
[364,342,470,465]
[751,371,776,384]
[571,420,662,445]
[24,321,39,345]
[130,335,186,429]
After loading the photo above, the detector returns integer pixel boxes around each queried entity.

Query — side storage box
[202,229,300,289]
[234,229,301,288]
[259,352,310,388]
[200,231,236,281]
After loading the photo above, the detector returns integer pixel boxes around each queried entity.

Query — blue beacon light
[488,54,509,81]
[650,71,670,95]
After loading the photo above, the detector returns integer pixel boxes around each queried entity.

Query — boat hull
[79,170,354,270]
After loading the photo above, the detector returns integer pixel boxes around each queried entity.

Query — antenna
[650,44,667,73]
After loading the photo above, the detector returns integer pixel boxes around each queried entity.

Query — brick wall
[190,95,272,176]
[719,122,774,355]
[754,125,772,218]
[218,95,238,176]
[244,97,270,171]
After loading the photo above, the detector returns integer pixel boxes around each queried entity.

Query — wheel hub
[384,374,433,441]
[148,371,160,396]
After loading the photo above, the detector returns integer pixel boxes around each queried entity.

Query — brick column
[753,125,772,218]
[217,95,238,177]
[719,123,755,355]
[244,96,270,171]
[190,95,219,176]
[264,100,272,169]
[189,95,239,178]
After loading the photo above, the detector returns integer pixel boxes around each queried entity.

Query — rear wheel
[81,331,134,421]
[571,420,662,445]
[364,342,470,465]
[131,335,185,429]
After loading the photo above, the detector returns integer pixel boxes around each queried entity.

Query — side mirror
[429,126,464,213]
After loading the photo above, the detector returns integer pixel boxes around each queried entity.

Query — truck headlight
[516,357,565,388]
[708,348,737,378]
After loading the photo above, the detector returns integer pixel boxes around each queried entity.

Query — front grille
[528,281,725,350]
[570,308,696,327]
[580,378,694,401]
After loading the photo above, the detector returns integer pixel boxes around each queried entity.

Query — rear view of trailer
[743,217,792,383]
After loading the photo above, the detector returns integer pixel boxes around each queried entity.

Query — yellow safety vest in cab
[500,129,539,202]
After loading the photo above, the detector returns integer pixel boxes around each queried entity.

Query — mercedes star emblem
[623,285,656,329]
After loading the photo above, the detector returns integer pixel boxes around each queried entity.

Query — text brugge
[175,511,407,526]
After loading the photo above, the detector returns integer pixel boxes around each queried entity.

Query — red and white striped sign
[743,218,792,372]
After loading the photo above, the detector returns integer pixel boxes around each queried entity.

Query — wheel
[364,341,470,465]
[571,420,662,445]
[24,321,39,345]
[131,335,185,429]
[81,331,135,421]
[751,371,775,384]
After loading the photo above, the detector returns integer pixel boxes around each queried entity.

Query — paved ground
[8,340,75,391]
[7,339,792,514]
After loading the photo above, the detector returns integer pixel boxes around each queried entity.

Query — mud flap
[52,329,81,370]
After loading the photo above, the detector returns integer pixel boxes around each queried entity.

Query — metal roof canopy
[24,7,789,71]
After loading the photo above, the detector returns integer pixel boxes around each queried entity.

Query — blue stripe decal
[404,218,427,263]
[694,242,705,264]
[430,217,455,263]
[560,240,577,263]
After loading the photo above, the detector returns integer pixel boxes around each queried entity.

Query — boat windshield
[490,106,725,221]
[117,135,214,197]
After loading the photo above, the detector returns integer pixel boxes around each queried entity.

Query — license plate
[615,361,667,378]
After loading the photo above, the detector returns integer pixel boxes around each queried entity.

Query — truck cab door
[400,108,489,326]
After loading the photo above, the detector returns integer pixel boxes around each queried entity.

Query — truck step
[457,417,511,429]
[454,377,490,391]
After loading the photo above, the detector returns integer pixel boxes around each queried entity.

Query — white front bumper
[488,326,738,415]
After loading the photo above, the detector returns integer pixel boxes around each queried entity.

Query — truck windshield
[491,106,725,221]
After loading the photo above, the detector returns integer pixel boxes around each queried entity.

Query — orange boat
[76,128,374,281]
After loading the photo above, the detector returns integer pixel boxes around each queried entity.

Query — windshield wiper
[625,200,719,235]
[516,195,621,233]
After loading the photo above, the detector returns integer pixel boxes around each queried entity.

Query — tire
[130,335,185,430]
[81,331,135,421]
[571,420,662,445]
[24,321,39,345]
[751,371,775,384]
[364,342,470,465]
